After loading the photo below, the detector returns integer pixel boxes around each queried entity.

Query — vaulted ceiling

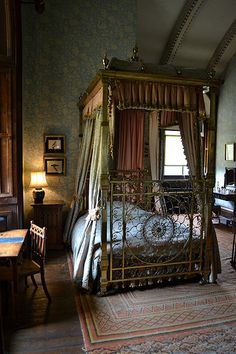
[137,0,236,79]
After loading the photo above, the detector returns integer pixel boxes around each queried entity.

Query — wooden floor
[1,223,234,354]
[2,250,84,353]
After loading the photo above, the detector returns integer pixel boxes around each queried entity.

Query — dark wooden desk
[213,192,236,269]
[213,191,236,201]
[213,191,236,218]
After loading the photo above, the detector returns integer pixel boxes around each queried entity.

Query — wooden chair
[0,223,50,327]
[18,221,51,301]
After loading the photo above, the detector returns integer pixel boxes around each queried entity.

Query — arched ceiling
[137,0,236,79]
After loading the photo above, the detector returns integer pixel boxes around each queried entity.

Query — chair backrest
[29,221,47,265]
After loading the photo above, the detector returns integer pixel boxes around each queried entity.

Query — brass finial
[130,44,139,62]
[102,53,109,69]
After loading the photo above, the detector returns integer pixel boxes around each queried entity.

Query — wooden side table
[31,200,65,250]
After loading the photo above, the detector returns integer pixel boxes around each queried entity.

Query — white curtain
[149,110,160,180]
[63,117,95,245]
[178,112,201,178]
[72,108,102,289]
[149,110,166,213]
[178,112,221,280]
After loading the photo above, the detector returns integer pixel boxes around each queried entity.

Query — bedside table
[31,200,65,250]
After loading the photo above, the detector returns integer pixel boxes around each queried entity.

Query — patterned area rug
[74,225,236,353]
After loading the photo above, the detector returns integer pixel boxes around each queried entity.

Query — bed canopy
[64,50,221,294]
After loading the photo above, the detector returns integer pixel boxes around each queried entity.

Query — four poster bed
[63,52,221,295]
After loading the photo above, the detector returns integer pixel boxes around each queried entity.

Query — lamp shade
[30,172,48,203]
[29,171,48,188]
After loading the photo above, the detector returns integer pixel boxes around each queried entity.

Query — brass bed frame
[75,55,221,295]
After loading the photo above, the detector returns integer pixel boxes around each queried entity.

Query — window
[163,130,189,178]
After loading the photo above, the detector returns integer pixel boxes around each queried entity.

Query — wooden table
[0,229,28,351]
[0,229,28,292]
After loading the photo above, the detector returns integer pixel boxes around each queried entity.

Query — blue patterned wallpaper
[22,0,236,225]
[22,0,137,224]
[214,52,236,210]
[216,52,236,186]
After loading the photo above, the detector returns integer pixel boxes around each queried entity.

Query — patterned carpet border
[69,225,236,353]
[81,323,236,353]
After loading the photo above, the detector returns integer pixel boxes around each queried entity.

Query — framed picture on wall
[44,135,65,154]
[44,157,66,175]
[225,143,235,161]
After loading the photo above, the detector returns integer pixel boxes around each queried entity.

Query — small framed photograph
[225,143,235,161]
[44,135,65,154]
[44,157,66,175]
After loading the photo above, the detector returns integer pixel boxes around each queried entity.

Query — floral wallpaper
[22,0,136,224]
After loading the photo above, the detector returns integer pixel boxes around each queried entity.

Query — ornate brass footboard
[100,177,205,293]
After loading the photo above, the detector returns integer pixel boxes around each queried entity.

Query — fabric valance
[82,86,103,119]
[114,80,206,117]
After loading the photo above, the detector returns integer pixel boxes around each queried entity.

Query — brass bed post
[99,77,110,295]
[202,85,219,282]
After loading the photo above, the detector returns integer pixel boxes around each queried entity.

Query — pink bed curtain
[116,109,145,202]
[115,80,206,117]
[117,109,144,171]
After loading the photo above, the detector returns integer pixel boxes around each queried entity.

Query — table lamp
[30,171,48,203]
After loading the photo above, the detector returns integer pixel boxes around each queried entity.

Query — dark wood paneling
[0,0,23,229]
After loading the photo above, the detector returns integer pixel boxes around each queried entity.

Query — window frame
[161,128,189,180]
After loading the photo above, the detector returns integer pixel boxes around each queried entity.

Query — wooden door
[0,0,23,229]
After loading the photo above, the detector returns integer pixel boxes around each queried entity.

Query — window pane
[164,166,183,175]
[183,166,189,175]
[165,136,187,165]
[163,130,188,177]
